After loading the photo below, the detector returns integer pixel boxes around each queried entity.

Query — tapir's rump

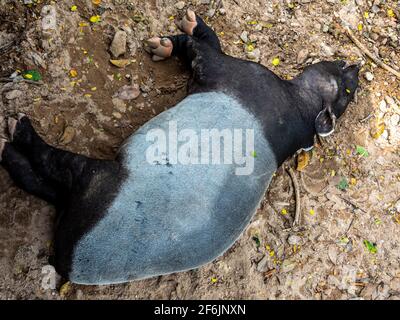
[70,92,277,284]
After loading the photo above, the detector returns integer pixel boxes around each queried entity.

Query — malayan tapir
[0,9,359,284]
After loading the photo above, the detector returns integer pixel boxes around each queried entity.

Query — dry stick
[342,25,400,79]
[286,166,301,227]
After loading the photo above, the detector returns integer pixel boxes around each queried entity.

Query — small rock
[219,8,226,15]
[320,43,335,57]
[113,112,122,119]
[385,96,397,107]
[256,255,269,272]
[390,114,400,126]
[174,1,185,10]
[328,245,338,264]
[247,48,260,62]
[322,24,330,33]
[296,48,309,64]
[110,30,127,58]
[5,90,23,100]
[240,31,248,43]
[206,8,216,17]
[379,100,387,112]
[113,84,140,100]
[371,5,380,13]
[281,259,297,273]
[287,234,302,245]
[364,71,374,81]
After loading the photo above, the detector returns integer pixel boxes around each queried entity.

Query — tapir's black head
[296,60,360,137]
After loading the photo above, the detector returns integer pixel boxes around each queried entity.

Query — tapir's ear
[315,105,336,137]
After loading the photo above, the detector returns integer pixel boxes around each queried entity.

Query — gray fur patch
[70,92,277,284]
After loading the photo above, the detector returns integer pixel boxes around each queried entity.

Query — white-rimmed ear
[315,105,336,137]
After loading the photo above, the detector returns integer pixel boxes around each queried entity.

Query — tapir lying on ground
[0,9,359,285]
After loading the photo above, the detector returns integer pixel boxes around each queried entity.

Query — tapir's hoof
[8,113,26,142]
[177,8,197,36]
[144,37,173,62]
[0,138,7,162]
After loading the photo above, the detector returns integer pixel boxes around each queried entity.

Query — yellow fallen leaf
[281,208,288,215]
[110,59,132,68]
[79,22,88,27]
[91,87,97,91]
[246,44,255,52]
[350,177,357,186]
[71,5,77,12]
[296,151,310,171]
[309,209,315,216]
[387,9,395,18]
[69,69,78,78]
[84,93,92,98]
[357,23,363,31]
[371,122,385,139]
[89,15,101,23]
[272,57,280,66]
[211,277,218,283]
[364,12,369,18]
[59,281,71,297]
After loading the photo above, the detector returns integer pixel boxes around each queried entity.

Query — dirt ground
[0,0,399,300]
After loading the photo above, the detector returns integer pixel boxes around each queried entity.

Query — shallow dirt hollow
[0,0,400,300]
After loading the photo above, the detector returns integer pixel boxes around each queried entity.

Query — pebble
[5,90,23,100]
[113,84,140,100]
[256,255,270,272]
[379,100,387,112]
[240,31,248,43]
[206,8,216,18]
[281,259,297,273]
[110,30,127,58]
[174,1,185,10]
[320,43,335,57]
[287,234,302,245]
[364,71,374,81]
[219,8,226,15]
[113,112,122,119]
[322,24,330,33]
[247,48,260,62]
[390,114,400,126]
[385,96,397,107]
[296,48,309,64]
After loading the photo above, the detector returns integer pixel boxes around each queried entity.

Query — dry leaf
[296,150,310,171]
[110,59,132,68]
[59,126,76,145]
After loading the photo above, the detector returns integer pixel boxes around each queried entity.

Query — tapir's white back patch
[70,92,277,284]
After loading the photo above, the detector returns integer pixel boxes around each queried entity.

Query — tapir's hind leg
[7,115,112,192]
[145,9,221,61]
[0,139,59,204]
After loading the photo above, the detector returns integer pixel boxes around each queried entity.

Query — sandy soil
[0,0,399,300]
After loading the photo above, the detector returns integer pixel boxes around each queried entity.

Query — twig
[341,25,400,79]
[359,113,373,123]
[286,166,301,227]
[339,195,367,214]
